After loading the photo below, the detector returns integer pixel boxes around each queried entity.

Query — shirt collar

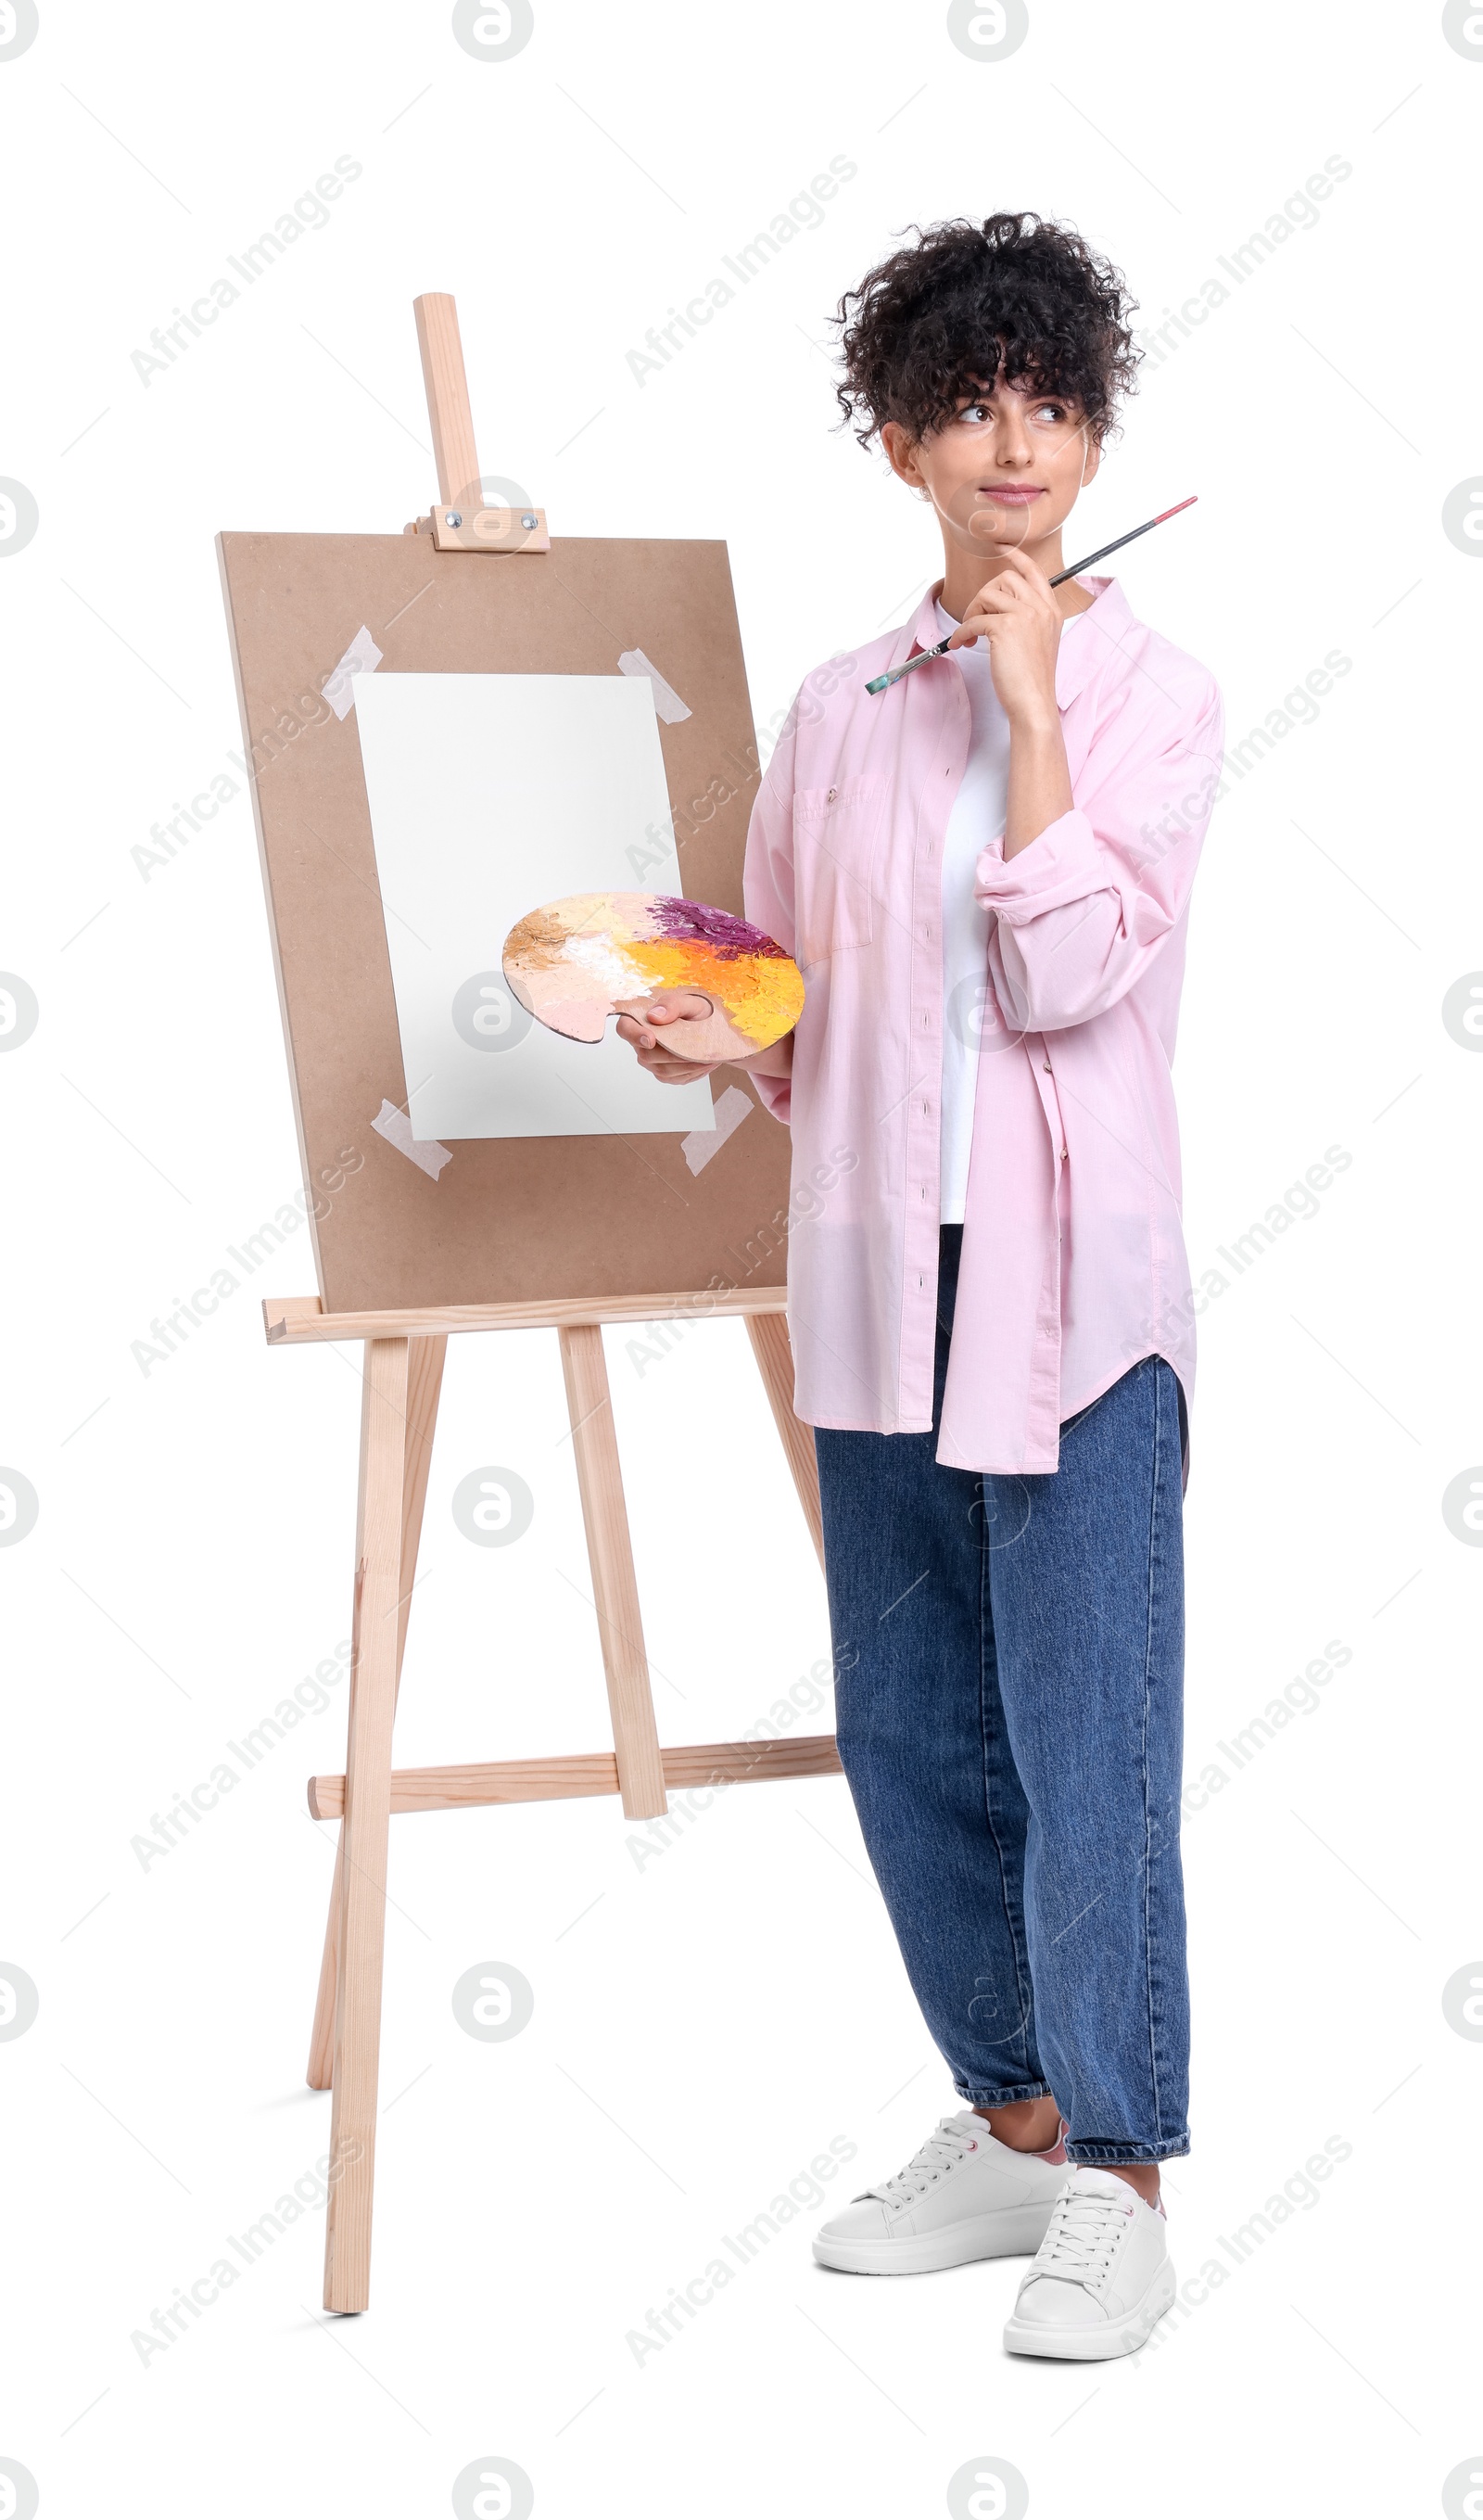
[903,572,1136,710]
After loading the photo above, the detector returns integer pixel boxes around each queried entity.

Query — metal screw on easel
[444,510,463,528]
[520,512,537,529]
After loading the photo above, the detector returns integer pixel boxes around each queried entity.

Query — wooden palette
[502,889,805,1066]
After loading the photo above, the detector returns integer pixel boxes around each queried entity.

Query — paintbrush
[864,495,1198,694]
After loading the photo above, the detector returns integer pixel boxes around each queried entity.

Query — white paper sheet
[353,672,717,1142]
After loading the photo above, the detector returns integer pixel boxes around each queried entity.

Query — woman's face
[882,375,1100,563]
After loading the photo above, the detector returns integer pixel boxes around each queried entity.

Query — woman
[621,212,1223,2361]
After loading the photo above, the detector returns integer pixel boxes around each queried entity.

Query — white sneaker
[1003,2167,1176,2359]
[813,2110,1067,2275]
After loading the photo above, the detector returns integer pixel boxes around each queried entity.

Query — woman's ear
[881,420,926,493]
[1079,427,1103,492]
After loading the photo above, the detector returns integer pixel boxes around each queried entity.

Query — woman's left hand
[615,988,727,1081]
[947,546,1064,725]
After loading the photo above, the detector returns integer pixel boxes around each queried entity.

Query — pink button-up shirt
[742,574,1224,1476]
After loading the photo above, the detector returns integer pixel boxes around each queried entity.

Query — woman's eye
[959,402,992,424]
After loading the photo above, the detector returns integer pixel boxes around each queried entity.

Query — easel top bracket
[404,503,550,554]
[402,289,549,553]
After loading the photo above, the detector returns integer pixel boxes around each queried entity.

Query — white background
[2,4,1479,2515]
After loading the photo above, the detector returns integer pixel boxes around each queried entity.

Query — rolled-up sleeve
[976,674,1224,1033]
[741,725,799,1125]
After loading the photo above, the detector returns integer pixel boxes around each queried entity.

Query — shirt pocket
[792,774,890,965]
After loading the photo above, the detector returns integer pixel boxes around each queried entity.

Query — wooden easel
[264,299,840,2314]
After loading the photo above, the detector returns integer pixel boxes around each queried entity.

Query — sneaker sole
[1002,2259,1177,2360]
[813,2203,1056,2276]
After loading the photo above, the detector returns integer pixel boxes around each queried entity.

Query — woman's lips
[979,486,1046,504]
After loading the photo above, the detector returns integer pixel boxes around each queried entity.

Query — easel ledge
[262,1285,788,1343]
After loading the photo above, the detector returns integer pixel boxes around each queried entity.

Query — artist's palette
[501,892,805,1066]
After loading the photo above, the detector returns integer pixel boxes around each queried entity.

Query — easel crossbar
[310,1733,843,1819]
[264,1288,789,1345]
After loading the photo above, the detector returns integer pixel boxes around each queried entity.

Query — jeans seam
[977,1484,1036,2080]
[952,2080,1053,2109]
[1068,2139,1189,2165]
[1140,1364,1163,2145]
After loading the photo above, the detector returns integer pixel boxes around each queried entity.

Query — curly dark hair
[832,212,1141,449]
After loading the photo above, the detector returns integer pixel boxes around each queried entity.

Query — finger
[981,549,1031,593]
[950,601,1001,642]
[963,576,1021,619]
[1000,547,1058,603]
[995,560,1041,599]
[955,594,1018,642]
[640,988,714,1026]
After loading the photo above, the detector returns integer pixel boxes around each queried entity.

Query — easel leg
[745,1313,824,1568]
[306,1836,344,2094]
[309,1336,446,2088]
[558,1324,667,1820]
[322,1336,411,2313]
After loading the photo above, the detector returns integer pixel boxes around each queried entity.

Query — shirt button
[827,785,837,802]
[1059,1145,1068,1161]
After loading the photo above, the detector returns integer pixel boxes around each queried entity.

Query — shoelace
[859,2116,981,2208]
[1032,2184,1134,2286]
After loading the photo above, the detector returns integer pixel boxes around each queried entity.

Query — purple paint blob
[649,896,787,961]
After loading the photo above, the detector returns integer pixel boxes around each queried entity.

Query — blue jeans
[813,1225,1190,2164]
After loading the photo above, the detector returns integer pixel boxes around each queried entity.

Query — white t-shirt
[935,594,1089,1224]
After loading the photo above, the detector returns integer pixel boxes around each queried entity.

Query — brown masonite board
[217,530,793,1314]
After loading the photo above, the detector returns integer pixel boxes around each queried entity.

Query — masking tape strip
[371,1097,453,1181]
[324,624,384,721]
[681,1081,753,1177]
[618,647,691,725]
